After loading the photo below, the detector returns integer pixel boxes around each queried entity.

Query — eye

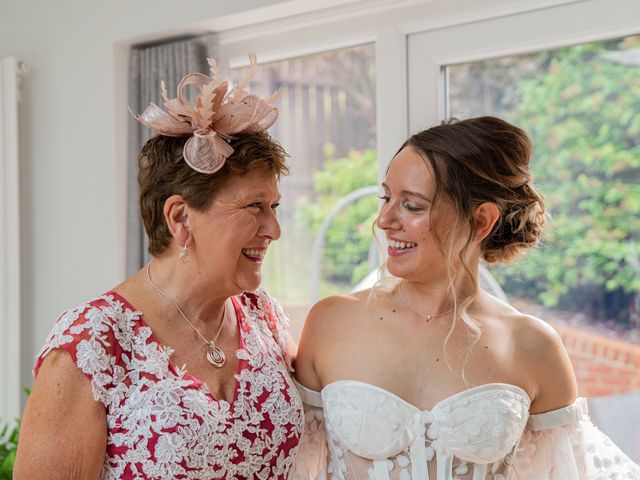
[378,195,390,203]
[247,202,262,210]
[271,202,280,212]
[403,201,425,212]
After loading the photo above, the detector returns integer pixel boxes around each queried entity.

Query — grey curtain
[127,34,219,276]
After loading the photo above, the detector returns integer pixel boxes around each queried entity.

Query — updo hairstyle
[401,116,546,265]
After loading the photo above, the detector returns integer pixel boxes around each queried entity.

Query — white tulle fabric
[290,379,640,480]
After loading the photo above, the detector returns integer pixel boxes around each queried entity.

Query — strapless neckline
[318,378,533,466]
[322,379,532,412]
[292,379,637,480]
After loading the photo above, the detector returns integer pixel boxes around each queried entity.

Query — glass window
[231,44,377,339]
[447,35,640,398]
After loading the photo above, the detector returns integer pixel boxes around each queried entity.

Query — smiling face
[189,165,282,294]
[376,146,465,283]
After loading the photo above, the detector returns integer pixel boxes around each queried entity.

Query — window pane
[447,36,640,401]
[231,45,377,339]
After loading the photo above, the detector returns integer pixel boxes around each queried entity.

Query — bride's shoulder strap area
[526,397,589,431]
[513,397,640,477]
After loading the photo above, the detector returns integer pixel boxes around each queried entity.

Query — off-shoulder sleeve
[289,379,328,480]
[510,397,640,479]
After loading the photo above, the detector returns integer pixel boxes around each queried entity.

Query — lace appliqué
[35,289,304,480]
[511,416,640,479]
[297,378,640,480]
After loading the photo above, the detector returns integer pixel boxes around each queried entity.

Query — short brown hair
[138,131,289,256]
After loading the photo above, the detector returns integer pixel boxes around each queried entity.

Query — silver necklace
[398,284,454,321]
[146,262,227,368]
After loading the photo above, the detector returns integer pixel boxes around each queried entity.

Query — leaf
[0,450,15,479]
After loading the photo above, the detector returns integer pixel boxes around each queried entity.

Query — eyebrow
[251,192,282,202]
[381,182,431,202]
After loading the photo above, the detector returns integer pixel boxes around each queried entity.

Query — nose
[258,208,281,241]
[376,201,400,231]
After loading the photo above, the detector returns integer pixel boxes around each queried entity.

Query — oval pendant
[206,343,226,368]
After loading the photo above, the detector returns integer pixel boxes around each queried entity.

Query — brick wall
[553,323,640,397]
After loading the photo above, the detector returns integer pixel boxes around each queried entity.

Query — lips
[241,247,267,263]
[388,239,417,250]
[387,237,417,257]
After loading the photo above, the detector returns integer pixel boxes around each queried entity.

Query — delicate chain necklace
[398,283,455,321]
[146,262,227,368]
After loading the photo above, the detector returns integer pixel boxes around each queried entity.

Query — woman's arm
[289,300,335,480]
[515,315,578,413]
[14,349,107,480]
[294,298,336,391]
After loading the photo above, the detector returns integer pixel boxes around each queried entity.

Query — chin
[238,274,263,293]
[386,261,411,280]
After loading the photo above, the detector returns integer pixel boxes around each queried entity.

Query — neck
[401,259,479,314]
[147,255,230,327]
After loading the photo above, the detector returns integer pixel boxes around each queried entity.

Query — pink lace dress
[35,289,304,480]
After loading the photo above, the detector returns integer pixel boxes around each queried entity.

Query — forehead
[218,166,280,199]
[385,147,435,193]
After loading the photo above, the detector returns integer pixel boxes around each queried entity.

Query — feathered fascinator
[135,53,278,174]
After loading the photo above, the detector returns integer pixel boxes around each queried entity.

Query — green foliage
[297,146,378,286]
[492,37,640,323]
[292,36,640,326]
[0,388,28,479]
[0,419,19,479]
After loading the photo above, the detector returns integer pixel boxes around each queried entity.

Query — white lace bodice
[324,380,529,479]
[291,379,640,480]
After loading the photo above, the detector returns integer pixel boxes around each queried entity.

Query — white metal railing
[310,186,380,302]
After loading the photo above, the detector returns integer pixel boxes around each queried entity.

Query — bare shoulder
[295,290,370,390]
[14,349,107,479]
[308,290,370,323]
[510,309,563,353]
[479,290,564,350]
[300,290,371,346]
[509,310,578,413]
[476,291,577,412]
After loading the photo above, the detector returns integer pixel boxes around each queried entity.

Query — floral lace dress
[290,379,640,480]
[34,289,304,480]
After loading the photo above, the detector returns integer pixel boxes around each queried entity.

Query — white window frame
[406,0,640,131]
[214,0,631,178]
[0,57,22,423]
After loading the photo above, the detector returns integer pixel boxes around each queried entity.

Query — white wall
[0,0,297,397]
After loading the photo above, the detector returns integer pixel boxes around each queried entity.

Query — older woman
[292,117,639,479]
[15,56,303,479]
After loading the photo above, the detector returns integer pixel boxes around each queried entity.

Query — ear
[163,194,191,247]
[473,202,500,242]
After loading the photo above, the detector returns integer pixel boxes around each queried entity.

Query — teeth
[242,248,265,258]
[389,239,417,249]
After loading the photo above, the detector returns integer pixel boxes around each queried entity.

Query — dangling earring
[180,242,189,263]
